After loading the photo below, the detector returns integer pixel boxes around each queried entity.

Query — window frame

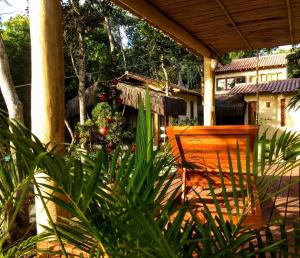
[216,76,246,91]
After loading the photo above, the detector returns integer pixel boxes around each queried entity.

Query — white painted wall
[215,67,287,95]
[173,92,199,120]
[244,94,300,138]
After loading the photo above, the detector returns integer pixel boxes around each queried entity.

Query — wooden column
[29,0,65,233]
[203,57,217,126]
[153,113,160,147]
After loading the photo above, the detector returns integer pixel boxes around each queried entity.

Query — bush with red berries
[75,81,135,152]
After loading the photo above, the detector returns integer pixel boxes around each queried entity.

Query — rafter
[215,0,253,50]
[286,0,294,45]
[112,0,214,58]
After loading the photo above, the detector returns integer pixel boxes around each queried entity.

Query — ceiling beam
[112,0,213,58]
[215,0,253,50]
[286,0,294,44]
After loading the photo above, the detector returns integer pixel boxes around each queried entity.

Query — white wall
[173,92,199,120]
[215,67,287,95]
[244,94,300,138]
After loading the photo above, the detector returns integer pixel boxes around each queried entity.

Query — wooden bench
[166,125,261,223]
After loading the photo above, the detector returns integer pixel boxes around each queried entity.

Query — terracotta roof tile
[216,54,287,73]
[229,78,300,95]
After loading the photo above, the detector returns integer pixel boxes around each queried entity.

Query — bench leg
[181,168,186,203]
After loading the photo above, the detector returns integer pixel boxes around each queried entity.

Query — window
[190,101,194,118]
[236,76,246,84]
[216,76,246,91]
[271,73,278,81]
[266,102,270,108]
[250,76,257,83]
[227,78,235,89]
[280,99,286,126]
[251,73,282,83]
[217,78,226,91]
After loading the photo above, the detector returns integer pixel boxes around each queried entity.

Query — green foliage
[287,48,300,78]
[1,15,31,86]
[124,20,203,90]
[285,48,300,111]
[92,102,112,123]
[1,91,300,256]
[0,15,31,126]
[75,84,131,149]
[169,117,199,126]
[220,48,277,65]
[288,88,300,111]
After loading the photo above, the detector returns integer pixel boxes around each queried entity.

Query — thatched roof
[65,82,186,118]
[116,82,186,116]
[113,0,300,56]
[65,83,98,119]
[118,72,202,96]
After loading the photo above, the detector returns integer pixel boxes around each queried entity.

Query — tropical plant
[169,117,199,126]
[41,95,300,257]
[287,88,300,111]
[0,90,300,257]
[287,47,300,79]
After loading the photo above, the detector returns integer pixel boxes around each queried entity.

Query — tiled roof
[216,54,287,73]
[229,78,300,95]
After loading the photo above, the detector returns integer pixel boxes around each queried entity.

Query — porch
[164,165,300,246]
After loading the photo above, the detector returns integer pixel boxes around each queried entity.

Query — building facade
[215,54,300,137]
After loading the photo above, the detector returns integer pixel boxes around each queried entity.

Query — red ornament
[113,79,120,85]
[99,127,108,136]
[106,117,114,123]
[106,141,115,152]
[99,93,108,102]
[116,97,123,105]
[131,144,136,153]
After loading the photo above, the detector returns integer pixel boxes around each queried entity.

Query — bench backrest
[166,125,258,174]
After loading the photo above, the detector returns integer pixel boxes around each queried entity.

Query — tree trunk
[176,61,183,86]
[104,16,115,54]
[0,33,26,248]
[0,35,23,123]
[255,51,260,125]
[160,54,169,96]
[78,32,86,125]
[117,25,127,71]
[65,118,74,142]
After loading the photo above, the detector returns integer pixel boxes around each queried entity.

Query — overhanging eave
[112,0,214,58]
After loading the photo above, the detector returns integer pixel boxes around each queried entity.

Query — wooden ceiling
[113,0,300,57]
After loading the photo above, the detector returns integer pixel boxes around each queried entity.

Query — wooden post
[29,0,65,233]
[203,57,217,126]
[153,113,160,147]
[255,51,260,125]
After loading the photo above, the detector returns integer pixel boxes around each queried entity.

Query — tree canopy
[287,47,300,78]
